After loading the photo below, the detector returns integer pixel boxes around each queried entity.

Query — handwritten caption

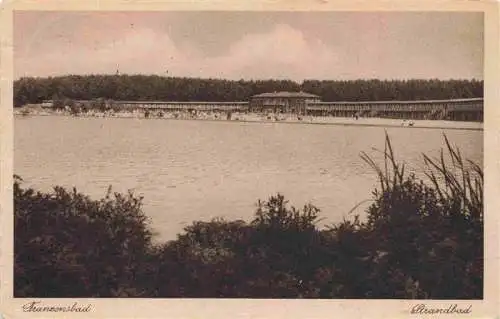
[22,301,92,313]
[410,304,472,315]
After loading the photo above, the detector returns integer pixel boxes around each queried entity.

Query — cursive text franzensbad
[22,301,92,313]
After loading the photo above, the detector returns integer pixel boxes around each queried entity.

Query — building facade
[307,98,483,121]
[249,91,321,114]
[40,96,483,121]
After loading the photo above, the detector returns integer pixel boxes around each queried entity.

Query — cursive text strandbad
[410,303,472,315]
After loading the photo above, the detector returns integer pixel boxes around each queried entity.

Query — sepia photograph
[10,9,486,298]
[1,1,499,318]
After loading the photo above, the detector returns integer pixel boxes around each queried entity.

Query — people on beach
[14,107,483,130]
[402,119,415,127]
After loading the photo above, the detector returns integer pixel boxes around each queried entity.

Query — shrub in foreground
[358,134,482,298]
[14,177,154,297]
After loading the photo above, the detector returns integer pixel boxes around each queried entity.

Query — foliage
[51,95,75,110]
[359,133,483,298]
[14,134,483,298]
[13,75,483,107]
[14,178,154,297]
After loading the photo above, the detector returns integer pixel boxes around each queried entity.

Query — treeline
[14,75,483,107]
[14,134,483,298]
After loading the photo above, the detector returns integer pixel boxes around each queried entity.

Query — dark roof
[251,91,320,99]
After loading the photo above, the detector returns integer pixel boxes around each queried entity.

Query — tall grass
[422,135,483,221]
[360,131,483,221]
[359,131,483,299]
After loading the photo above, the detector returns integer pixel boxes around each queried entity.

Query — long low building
[40,94,483,121]
[307,98,483,121]
[111,101,249,112]
[308,98,483,111]
[43,100,249,112]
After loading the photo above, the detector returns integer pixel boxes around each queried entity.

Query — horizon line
[14,73,484,82]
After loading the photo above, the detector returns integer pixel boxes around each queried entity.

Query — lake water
[14,116,483,241]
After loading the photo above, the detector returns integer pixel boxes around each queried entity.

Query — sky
[14,11,484,81]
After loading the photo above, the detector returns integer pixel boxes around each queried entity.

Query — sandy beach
[14,105,484,131]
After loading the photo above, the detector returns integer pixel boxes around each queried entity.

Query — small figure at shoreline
[402,119,415,127]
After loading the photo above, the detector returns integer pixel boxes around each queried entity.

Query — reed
[360,131,483,221]
[359,131,483,299]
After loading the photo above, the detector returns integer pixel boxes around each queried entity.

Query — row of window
[43,100,483,112]
[308,103,483,112]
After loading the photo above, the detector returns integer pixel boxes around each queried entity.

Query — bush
[52,95,75,110]
[14,177,155,297]
[359,132,483,298]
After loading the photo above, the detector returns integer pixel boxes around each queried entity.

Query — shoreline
[14,107,484,131]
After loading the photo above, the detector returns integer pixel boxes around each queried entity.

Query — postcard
[1,0,499,318]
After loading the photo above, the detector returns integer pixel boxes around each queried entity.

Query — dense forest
[14,135,483,298]
[13,75,483,107]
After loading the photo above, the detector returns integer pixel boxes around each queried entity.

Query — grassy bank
[14,134,483,298]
